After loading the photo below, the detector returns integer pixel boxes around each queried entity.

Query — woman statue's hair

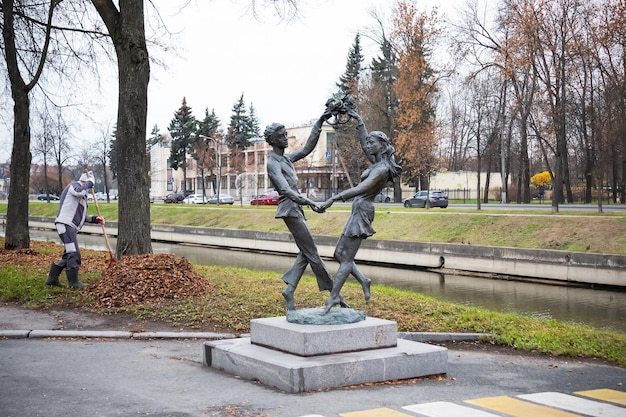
[264,123,285,144]
[369,131,402,179]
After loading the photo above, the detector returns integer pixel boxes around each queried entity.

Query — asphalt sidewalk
[1,304,625,417]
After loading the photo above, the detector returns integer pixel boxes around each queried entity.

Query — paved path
[1,338,624,417]
[1,305,624,416]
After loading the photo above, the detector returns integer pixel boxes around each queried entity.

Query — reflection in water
[14,229,626,333]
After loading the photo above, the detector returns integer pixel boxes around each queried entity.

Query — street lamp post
[198,135,222,205]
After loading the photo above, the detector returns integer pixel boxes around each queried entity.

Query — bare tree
[94,124,113,201]
[1,0,108,249]
[46,108,73,193]
[2,0,300,255]
[2,0,61,249]
[521,0,584,211]
[31,111,56,199]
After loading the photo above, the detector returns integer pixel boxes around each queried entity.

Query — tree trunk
[3,0,31,250]
[519,118,531,203]
[5,90,32,250]
[115,2,152,257]
[93,0,152,257]
[484,162,491,204]
[56,156,63,193]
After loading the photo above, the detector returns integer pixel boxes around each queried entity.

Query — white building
[149,125,506,203]
[149,123,338,203]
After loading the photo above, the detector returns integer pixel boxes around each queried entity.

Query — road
[30,197,626,213]
[1,337,624,417]
[372,202,626,213]
[449,203,626,213]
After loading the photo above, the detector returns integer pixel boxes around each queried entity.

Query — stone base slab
[204,337,448,393]
[250,316,397,356]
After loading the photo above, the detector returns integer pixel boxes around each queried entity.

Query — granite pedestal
[203,313,448,393]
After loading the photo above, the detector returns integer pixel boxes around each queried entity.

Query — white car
[208,193,234,205]
[183,193,207,204]
[87,192,106,201]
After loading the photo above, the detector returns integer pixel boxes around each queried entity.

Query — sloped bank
[22,216,626,288]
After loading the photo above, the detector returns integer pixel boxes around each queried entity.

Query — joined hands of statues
[309,198,334,213]
[318,199,334,212]
[310,203,325,214]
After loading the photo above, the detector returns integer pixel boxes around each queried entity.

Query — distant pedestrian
[45,171,105,289]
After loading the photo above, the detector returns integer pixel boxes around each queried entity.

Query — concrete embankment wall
[22,216,626,288]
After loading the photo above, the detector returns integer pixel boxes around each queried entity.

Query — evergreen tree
[333,34,367,189]
[168,97,197,193]
[248,103,261,138]
[194,108,222,194]
[337,33,364,95]
[197,108,221,139]
[368,36,399,130]
[147,124,163,149]
[226,93,255,150]
[360,33,400,200]
[146,124,162,183]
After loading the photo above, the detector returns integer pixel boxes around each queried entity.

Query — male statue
[264,109,344,310]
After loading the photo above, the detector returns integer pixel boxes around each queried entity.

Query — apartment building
[149,123,341,203]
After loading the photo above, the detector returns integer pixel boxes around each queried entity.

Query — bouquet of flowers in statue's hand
[324,93,356,125]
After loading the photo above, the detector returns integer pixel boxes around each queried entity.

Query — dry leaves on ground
[0,241,213,308]
[86,253,213,308]
[0,241,109,274]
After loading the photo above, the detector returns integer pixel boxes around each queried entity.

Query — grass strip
[1,257,624,366]
[15,202,626,254]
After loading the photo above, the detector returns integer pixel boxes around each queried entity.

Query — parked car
[37,193,60,201]
[250,191,279,206]
[208,193,234,205]
[374,191,391,203]
[403,190,448,208]
[87,192,106,201]
[183,193,207,204]
[164,192,184,203]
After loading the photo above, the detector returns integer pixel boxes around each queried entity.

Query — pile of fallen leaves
[86,253,213,308]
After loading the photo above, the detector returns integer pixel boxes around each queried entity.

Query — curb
[0,330,237,340]
[399,332,492,343]
[0,330,489,342]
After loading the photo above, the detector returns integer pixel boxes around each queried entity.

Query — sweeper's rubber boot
[45,263,64,287]
[66,269,88,289]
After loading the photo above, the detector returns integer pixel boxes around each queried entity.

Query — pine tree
[197,108,221,139]
[337,34,364,95]
[168,97,197,193]
[248,103,261,138]
[361,33,401,200]
[333,34,368,189]
[194,108,222,195]
[226,93,255,150]
[147,124,162,149]
[368,36,399,131]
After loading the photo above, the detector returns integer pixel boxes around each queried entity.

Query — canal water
[15,229,626,333]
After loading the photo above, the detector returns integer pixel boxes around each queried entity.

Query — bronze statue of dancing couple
[264,95,401,314]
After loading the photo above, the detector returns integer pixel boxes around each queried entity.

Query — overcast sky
[0,0,464,163]
[147,0,393,131]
